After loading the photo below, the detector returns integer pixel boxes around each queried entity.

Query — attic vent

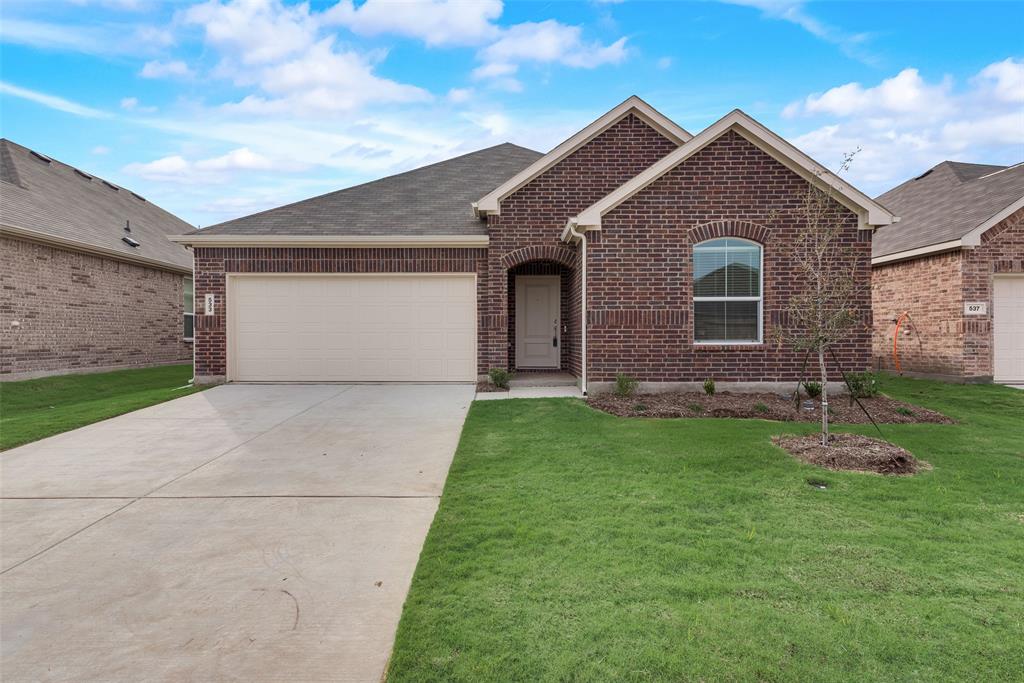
[29,151,51,164]
[130,191,146,202]
[914,169,933,181]
[74,169,93,180]
[103,180,119,191]
[122,236,140,248]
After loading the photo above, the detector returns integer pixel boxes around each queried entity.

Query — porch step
[509,372,578,388]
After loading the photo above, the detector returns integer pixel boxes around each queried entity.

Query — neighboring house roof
[474,96,691,216]
[189,143,542,241]
[0,139,194,273]
[566,109,897,236]
[872,160,1024,263]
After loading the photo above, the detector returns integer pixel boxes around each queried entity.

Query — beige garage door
[229,275,476,382]
[993,276,1024,383]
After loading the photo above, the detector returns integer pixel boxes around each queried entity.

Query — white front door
[993,275,1024,383]
[515,275,560,368]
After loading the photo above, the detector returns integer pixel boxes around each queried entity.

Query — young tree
[776,151,869,446]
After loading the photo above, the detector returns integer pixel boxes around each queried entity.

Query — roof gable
[474,96,691,216]
[569,110,896,233]
[0,139,194,272]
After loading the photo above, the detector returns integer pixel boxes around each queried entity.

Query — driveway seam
[0,385,353,575]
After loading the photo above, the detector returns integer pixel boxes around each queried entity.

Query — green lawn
[388,376,1024,682]
[0,364,206,450]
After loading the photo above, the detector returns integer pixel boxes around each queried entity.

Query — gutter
[169,234,490,248]
[561,219,588,395]
[1,223,192,274]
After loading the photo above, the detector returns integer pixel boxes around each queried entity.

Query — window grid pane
[693,239,762,342]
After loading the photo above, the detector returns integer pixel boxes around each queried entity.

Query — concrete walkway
[1,384,474,682]
[476,386,583,400]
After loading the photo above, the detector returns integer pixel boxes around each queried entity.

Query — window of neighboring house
[693,238,762,344]
[184,277,195,341]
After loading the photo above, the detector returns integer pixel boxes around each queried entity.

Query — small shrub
[803,381,822,399]
[632,403,648,412]
[845,371,879,399]
[614,372,639,397]
[688,403,704,414]
[896,406,914,417]
[488,367,512,389]
[754,402,769,414]
[703,378,716,396]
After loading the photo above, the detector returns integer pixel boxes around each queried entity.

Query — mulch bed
[773,433,928,475]
[476,382,508,393]
[587,391,953,424]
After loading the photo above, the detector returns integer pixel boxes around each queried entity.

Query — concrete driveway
[1,383,474,682]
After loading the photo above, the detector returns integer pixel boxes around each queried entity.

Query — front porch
[503,257,582,380]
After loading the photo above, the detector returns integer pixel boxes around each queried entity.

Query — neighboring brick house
[174,97,896,392]
[871,161,1024,383]
[1,139,195,380]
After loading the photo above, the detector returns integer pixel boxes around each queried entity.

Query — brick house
[1,139,195,380]
[174,97,896,392]
[872,161,1024,383]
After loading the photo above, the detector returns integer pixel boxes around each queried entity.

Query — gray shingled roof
[199,143,542,236]
[0,139,194,271]
[873,160,1024,258]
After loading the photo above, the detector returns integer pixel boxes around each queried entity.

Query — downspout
[564,221,588,395]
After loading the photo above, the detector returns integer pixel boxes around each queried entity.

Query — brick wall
[590,130,872,382]
[872,206,1024,380]
[191,246,486,378]
[871,251,965,377]
[0,236,191,378]
[484,112,679,373]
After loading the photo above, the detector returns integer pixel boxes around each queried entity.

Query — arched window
[693,238,762,343]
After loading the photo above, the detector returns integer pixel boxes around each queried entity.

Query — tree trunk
[818,347,829,447]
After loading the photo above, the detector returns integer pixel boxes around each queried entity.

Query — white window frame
[183,276,195,342]
[692,237,763,345]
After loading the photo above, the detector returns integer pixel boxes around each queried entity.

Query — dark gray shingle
[0,139,194,270]
[199,143,542,236]
[873,160,1024,258]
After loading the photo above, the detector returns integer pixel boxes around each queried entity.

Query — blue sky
[2,0,1022,227]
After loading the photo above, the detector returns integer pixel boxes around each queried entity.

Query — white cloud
[91,145,111,155]
[0,81,111,118]
[182,0,318,66]
[447,87,474,103]
[181,0,429,116]
[786,68,953,119]
[471,62,518,80]
[140,59,192,79]
[973,57,1024,103]
[656,56,673,70]
[479,20,627,70]
[124,146,282,183]
[119,96,157,113]
[782,59,1024,194]
[721,1,875,63]
[323,0,502,47]
[0,17,172,57]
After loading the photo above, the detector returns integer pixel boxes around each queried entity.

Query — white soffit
[474,95,692,216]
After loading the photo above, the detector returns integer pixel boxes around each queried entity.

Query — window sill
[184,338,195,343]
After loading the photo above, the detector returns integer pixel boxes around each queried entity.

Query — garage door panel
[994,277,1024,383]
[231,275,476,382]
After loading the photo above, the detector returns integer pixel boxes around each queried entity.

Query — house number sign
[964,302,987,315]
[205,293,216,315]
